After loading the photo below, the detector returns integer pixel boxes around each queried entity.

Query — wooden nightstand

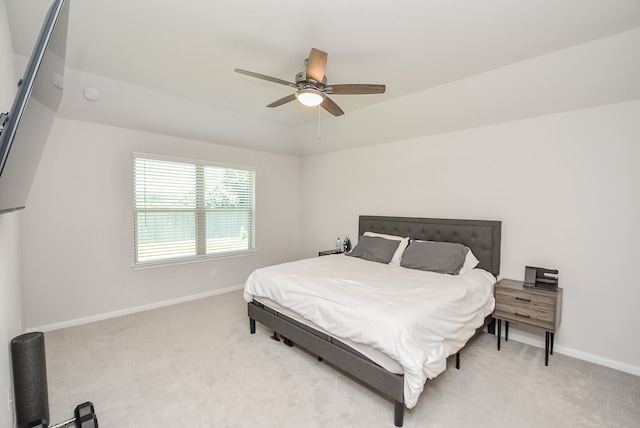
[494,278,563,366]
[318,250,342,256]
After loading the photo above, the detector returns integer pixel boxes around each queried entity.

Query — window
[133,153,255,266]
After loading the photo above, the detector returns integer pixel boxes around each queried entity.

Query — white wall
[21,119,301,329]
[0,0,23,426]
[300,100,640,374]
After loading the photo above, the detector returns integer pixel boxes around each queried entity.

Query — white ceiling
[5,0,640,156]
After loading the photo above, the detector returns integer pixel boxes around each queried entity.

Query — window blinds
[133,153,255,265]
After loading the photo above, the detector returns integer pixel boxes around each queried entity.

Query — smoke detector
[83,88,100,101]
[51,73,64,89]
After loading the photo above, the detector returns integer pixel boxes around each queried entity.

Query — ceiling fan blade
[235,69,297,88]
[306,48,328,83]
[321,96,344,117]
[329,84,386,95]
[267,94,296,108]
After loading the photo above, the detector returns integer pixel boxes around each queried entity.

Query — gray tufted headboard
[359,215,501,276]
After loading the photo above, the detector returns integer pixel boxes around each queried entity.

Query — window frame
[132,152,257,269]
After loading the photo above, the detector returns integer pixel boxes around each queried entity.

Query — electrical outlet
[210,268,217,277]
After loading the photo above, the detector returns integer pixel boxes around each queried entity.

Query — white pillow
[458,248,480,275]
[363,232,410,266]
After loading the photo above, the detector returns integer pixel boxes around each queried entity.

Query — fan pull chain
[317,105,322,139]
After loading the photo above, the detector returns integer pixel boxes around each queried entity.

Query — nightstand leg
[550,332,554,355]
[505,321,509,342]
[497,319,501,351]
[545,332,550,366]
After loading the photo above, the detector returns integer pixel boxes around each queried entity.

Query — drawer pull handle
[515,312,530,318]
[515,297,531,302]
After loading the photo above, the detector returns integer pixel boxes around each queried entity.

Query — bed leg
[394,400,404,427]
[270,331,281,341]
[456,352,460,369]
[250,318,256,334]
[487,318,496,335]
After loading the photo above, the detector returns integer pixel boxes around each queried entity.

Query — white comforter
[243,254,496,408]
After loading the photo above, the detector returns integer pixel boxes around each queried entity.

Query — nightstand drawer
[495,287,555,312]
[494,305,554,330]
[495,286,556,308]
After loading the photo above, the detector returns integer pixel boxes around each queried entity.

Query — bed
[244,215,501,426]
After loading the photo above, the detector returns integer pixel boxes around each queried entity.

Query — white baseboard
[27,284,244,333]
[504,329,640,377]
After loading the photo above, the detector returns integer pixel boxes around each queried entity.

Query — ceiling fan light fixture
[295,88,325,107]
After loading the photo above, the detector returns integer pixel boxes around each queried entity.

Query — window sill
[131,249,257,271]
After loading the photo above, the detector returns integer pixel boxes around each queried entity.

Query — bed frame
[247,215,501,426]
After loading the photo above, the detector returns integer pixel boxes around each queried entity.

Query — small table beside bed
[243,215,501,427]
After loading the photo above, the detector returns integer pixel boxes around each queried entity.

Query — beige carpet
[43,290,640,427]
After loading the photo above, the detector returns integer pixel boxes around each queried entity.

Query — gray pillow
[400,241,469,275]
[346,235,401,264]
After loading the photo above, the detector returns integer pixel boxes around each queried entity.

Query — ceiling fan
[235,48,386,117]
